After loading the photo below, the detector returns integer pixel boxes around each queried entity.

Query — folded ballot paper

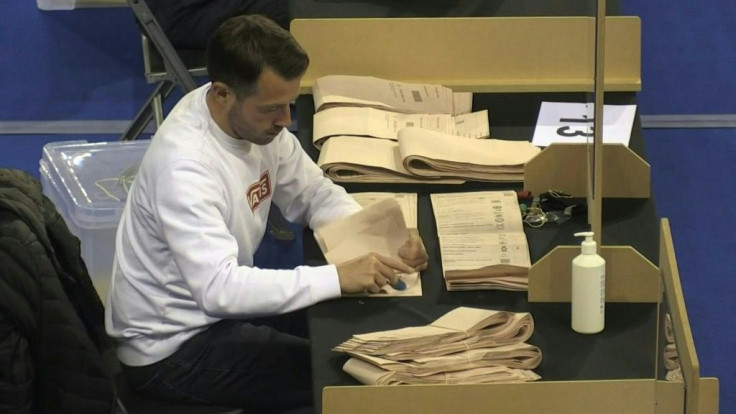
[334,307,541,385]
[318,135,463,184]
[312,75,539,184]
[431,191,532,291]
[343,358,540,386]
[348,342,542,375]
[399,127,540,181]
[312,106,490,149]
[313,197,422,297]
[317,128,540,184]
[663,313,683,381]
[333,307,534,358]
[312,75,473,116]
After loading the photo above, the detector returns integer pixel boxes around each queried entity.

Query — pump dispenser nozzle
[574,231,597,254]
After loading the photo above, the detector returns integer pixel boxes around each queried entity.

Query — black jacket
[0,169,117,413]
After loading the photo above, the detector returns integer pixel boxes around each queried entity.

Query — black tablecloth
[295,90,659,412]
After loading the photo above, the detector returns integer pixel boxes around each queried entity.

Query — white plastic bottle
[571,231,606,334]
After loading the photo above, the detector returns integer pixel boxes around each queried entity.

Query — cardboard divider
[291,16,640,94]
[324,380,657,414]
[659,218,720,414]
[656,379,720,414]
[523,143,651,198]
[528,245,660,303]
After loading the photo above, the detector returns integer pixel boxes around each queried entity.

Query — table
[295,91,661,413]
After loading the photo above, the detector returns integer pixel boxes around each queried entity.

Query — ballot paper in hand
[314,198,421,296]
[349,192,418,228]
[531,101,637,147]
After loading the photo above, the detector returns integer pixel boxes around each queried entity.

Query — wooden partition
[528,245,659,303]
[291,16,640,94]
[324,380,657,414]
[658,219,720,414]
[523,143,651,198]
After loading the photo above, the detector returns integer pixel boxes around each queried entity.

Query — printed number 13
[557,117,594,137]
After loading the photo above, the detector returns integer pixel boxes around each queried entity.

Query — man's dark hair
[206,14,309,98]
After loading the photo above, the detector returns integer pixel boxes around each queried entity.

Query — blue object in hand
[393,278,406,291]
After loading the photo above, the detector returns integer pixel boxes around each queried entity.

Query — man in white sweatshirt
[106,14,427,413]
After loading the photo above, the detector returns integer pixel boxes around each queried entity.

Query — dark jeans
[122,311,313,413]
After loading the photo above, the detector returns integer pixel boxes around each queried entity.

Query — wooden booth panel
[528,245,660,303]
[323,380,658,414]
[291,16,641,94]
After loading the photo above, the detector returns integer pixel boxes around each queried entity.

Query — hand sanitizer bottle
[571,231,606,334]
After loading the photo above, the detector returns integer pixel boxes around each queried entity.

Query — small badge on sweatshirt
[247,171,272,212]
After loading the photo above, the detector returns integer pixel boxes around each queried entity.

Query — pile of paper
[663,313,683,381]
[343,359,540,386]
[317,128,540,183]
[312,75,540,184]
[313,75,472,115]
[334,307,542,385]
[313,106,490,149]
[431,191,532,291]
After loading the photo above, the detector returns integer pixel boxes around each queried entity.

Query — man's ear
[210,81,233,104]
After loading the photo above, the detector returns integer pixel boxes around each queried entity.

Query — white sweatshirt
[105,84,361,366]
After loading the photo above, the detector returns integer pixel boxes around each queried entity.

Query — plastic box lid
[40,140,151,229]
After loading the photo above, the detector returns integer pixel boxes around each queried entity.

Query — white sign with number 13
[531,101,637,147]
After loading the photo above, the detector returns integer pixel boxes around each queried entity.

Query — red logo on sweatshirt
[246,171,272,211]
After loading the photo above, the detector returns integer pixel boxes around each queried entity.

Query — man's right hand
[335,253,415,294]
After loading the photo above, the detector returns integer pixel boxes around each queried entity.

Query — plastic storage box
[39,140,150,301]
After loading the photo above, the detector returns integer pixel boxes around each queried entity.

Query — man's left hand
[397,228,428,271]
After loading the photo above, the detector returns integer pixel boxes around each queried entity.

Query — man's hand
[398,228,428,271]
[336,253,415,294]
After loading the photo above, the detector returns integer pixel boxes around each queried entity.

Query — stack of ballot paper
[318,128,540,183]
[311,75,540,183]
[313,75,473,115]
[334,307,541,385]
[314,197,422,297]
[313,107,491,149]
[342,360,540,386]
[663,313,683,382]
[431,191,532,291]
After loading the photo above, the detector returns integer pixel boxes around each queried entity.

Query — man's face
[226,67,301,145]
